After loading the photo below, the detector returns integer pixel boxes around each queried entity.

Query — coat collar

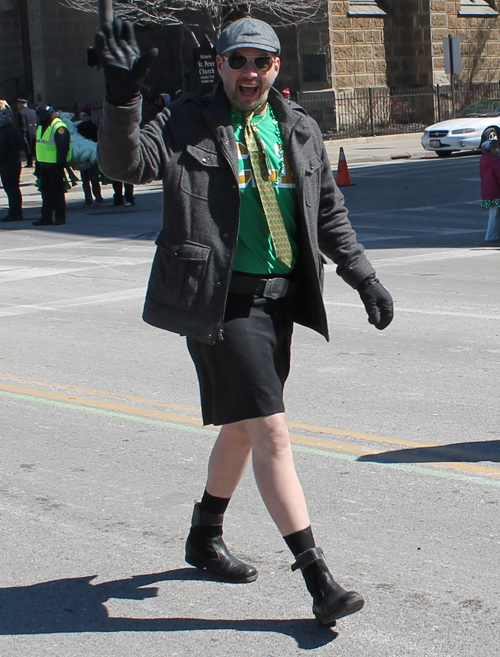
[203,83,311,144]
[202,83,313,176]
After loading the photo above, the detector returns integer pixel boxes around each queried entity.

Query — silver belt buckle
[263,278,289,300]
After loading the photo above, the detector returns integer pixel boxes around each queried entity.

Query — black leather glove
[357,275,394,330]
[94,19,158,106]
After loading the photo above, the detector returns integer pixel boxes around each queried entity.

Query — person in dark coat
[76,106,104,206]
[480,139,500,242]
[0,100,23,222]
[16,99,37,168]
[96,17,394,626]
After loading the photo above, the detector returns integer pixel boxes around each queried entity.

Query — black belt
[229,275,294,299]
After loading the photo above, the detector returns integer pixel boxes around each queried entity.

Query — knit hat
[482,139,499,154]
[216,17,281,55]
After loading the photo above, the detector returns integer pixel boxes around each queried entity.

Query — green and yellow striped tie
[244,109,293,267]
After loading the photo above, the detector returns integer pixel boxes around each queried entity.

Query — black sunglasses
[224,53,275,72]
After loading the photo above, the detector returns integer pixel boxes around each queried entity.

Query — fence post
[437,84,441,122]
[369,87,375,136]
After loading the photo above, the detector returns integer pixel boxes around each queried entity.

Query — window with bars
[459,0,498,15]
[348,1,387,16]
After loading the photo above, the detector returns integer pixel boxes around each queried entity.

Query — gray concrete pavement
[325,132,434,167]
[1,155,499,657]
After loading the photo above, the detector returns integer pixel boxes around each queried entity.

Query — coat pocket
[148,232,211,312]
[179,144,227,200]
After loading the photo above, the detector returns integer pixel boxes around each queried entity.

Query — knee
[220,421,251,449]
[247,418,291,458]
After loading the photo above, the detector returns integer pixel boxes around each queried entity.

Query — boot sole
[185,553,258,583]
[316,593,365,625]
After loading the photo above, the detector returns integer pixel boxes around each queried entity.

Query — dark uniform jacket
[18,107,37,148]
[0,124,22,169]
[98,84,375,345]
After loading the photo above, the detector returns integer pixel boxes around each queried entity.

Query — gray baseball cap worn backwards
[217,17,281,55]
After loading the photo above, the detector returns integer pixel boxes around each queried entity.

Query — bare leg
[204,413,309,535]
[245,412,310,536]
[205,421,252,498]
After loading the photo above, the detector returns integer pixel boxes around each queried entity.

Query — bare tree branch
[59,0,325,34]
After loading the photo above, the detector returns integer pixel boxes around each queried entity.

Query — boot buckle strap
[191,503,223,527]
[291,546,325,572]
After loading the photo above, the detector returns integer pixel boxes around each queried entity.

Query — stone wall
[383,0,433,87]
[5,0,500,111]
[328,0,387,90]
[327,0,500,91]
[26,0,103,108]
[432,1,500,85]
[0,0,26,103]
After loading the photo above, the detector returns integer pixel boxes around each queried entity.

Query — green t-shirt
[231,107,298,274]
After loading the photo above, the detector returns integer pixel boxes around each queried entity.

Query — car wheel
[481,127,500,143]
[436,151,452,158]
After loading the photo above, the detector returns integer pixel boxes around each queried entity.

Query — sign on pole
[443,36,462,75]
[194,36,218,93]
[443,35,461,117]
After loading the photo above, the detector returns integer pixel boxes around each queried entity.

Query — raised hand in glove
[94,19,158,106]
[357,275,394,330]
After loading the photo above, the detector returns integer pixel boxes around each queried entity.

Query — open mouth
[238,83,260,99]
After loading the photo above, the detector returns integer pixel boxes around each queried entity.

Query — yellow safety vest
[36,118,73,164]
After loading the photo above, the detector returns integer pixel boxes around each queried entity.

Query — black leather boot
[185,502,258,583]
[292,547,364,625]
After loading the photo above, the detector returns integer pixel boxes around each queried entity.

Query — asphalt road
[1,155,499,656]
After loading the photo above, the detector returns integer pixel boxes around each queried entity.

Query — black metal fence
[297,82,500,139]
[55,81,500,139]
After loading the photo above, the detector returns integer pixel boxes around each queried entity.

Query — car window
[458,99,500,117]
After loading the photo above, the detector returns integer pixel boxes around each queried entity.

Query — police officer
[16,99,37,168]
[33,106,72,226]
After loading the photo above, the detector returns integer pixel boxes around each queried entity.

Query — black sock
[283,526,316,558]
[199,489,230,516]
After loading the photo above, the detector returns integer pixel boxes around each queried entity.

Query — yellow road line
[1,376,500,480]
[287,420,432,449]
[0,382,204,427]
[289,433,500,479]
[0,372,200,413]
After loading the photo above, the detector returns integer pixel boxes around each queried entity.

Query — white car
[421,98,500,157]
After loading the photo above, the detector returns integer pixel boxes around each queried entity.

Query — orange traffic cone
[335,147,354,186]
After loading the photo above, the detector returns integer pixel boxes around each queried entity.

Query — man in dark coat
[16,99,37,168]
[96,17,394,627]
[0,101,23,221]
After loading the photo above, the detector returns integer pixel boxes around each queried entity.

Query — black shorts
[187,292,294,426]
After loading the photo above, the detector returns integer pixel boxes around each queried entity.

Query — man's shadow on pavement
[357,440,500,465]
[0,569,336,650]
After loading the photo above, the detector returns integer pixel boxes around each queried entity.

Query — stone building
[325,0,500,91]
[1,1,500,126]
[0,0,103,108]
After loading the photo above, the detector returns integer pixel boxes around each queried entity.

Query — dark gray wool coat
[97,84,376,345]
